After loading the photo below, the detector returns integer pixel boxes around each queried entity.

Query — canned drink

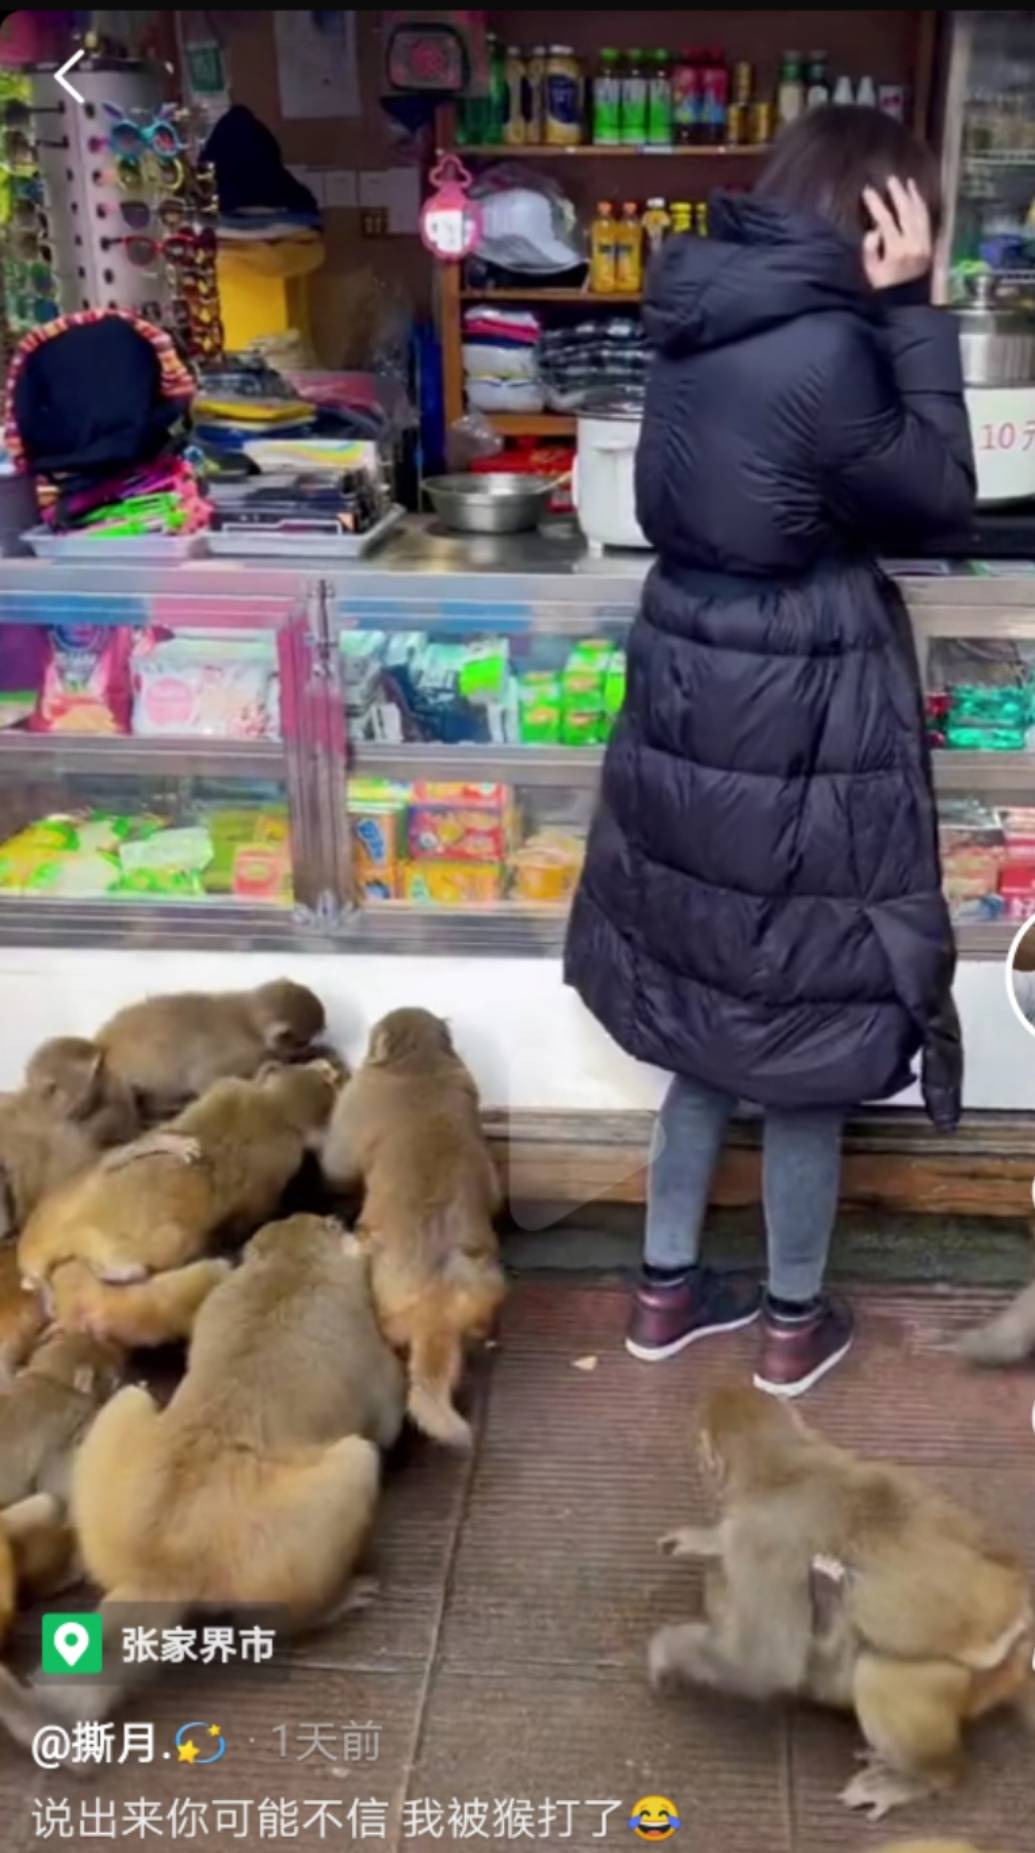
[749,99,774,144]
[670,200,693,234]
[732,61,753,105]
[726,101,749,145]
[878,83,906,121]
[695,200,709,237]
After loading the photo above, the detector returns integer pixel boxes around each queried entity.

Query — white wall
[0,948,1033,1114]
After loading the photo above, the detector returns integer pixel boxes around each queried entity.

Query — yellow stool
[216,233,326,352]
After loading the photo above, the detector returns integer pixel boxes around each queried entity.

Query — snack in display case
[341,632,627,750]
[346,778,589,908]
[31,627,134,736]
[130,631,280,740]
[926,639,1035,752]
[0,800,292,905]
[407,782,516,863]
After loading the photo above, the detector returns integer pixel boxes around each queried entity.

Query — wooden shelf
[462,288,643,303]
[486,413,577,437]
[457,143,770,158]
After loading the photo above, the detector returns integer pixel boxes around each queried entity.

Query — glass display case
[1,535,1034,957]
[939,9,1035,303]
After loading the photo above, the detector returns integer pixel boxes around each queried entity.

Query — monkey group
[0,975,1030,1833]
[0,983,504,1748]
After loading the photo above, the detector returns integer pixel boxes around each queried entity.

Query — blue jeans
[645,1074,843,1302]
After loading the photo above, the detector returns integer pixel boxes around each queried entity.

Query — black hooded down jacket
[564,194,975,1129]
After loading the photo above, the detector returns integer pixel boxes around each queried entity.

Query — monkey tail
[406,1323,471,1449]
[953,1282,1035,1366]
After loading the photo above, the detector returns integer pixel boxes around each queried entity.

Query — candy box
[401,861,503,905]
[517,672,561,746]
[232,844,293,905]
[407,782,516,863]
[203,807,290,894]
[31,626,133,736]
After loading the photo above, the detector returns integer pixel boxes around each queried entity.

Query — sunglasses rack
[8,62,223,363]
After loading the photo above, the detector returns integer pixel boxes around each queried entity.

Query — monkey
[322,1008,505,1449]
[0,1039,142,1242]
[94,979,326,1119]
[650,1387,1034,1822]
[0,1492,76,1647]
[952,1278,1035,1366]
[0,1215,404,1747]
[49,1256,233,1349]
[18,1059,341,1290]
[0,1330,125,1508]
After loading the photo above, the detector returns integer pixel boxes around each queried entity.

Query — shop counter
[0,523,1033,963]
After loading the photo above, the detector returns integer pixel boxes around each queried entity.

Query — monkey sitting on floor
[322,1008,505,1448]
[650,1387,1034,1822]
[94,979,326,1119]
[18,1060,341,1290]
[0,1214,404,1748]
[0,1036,140,1242]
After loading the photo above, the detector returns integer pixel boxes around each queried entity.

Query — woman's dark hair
[754,105,942,242]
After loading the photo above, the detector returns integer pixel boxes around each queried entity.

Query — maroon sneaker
[753,1297,854,1398]
[626,1266,761,1362]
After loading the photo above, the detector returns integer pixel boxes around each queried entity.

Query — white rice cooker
[573,403,650,552]
[955,277,1035,505]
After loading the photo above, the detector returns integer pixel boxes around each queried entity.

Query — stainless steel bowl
[423,473,554,534]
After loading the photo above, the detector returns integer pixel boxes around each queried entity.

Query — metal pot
[955,275,1035,387]
[423,473,555,534]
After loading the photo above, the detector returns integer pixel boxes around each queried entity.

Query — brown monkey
[18,1059,340,1289]
[0,1040,141,1241]
[0,1216,403,1746]
[650,1387,1033,1822]
[0,1330,125,1508]
[0,1493,76,1646]
[953,1279,1035,1366]
[50,1257,233,1349]
[95,979,326,1117]
[322,1008,505,1448]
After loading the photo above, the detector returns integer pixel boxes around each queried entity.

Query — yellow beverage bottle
[590,201,617,293]
[614,201,643,292]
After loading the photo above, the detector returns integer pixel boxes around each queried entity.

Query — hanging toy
[419,151,482,262]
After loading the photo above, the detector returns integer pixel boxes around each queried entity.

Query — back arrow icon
[55,49,86,105]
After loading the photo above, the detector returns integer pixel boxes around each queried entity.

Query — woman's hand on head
[861,177,932,290]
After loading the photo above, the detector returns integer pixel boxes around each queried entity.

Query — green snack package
[119,826,214,879]
[517,671,562,745]
[458,639,509,703]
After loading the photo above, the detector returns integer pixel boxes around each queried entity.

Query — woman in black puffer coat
[564,108,975,1396]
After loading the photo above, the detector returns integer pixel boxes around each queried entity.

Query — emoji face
[629,1796,681,1841]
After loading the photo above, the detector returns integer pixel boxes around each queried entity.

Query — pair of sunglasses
[112,150,186,193]
[99,101,186,158]
[2,126,67,162]
[100,227,215,270]
[99,197,189,233]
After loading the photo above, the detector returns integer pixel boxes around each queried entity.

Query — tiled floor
[2,1278,1033,1851]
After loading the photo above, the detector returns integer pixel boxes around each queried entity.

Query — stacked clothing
[462,306,543,415]
[193,355,315,449]
[538,317,648,414]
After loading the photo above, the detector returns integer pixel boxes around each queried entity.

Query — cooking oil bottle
[590,200,617,292]
[614,201,643,292]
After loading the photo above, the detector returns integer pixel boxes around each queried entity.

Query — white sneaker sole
[625,1304,761,1363]
[753,1331,854,1399]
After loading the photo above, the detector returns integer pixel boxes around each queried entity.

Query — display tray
[205,504,406,559]
[22,529,205,563]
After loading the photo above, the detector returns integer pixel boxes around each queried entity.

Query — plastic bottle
[642,197,671,257]
[832,74,854,106]
[620,49,648,145]
[593,48,621,145]
[590,200,617,292]
[672,48,701,146]
[503,46,526,145]
[487,34,507,142]
[525,44,546,143]
[544,44,584,146]
[856,74,877,108]
[614,201,643,292]
[700,48,729,146]
[806,52,830,109]
[777,51,805,128]
[647,49,673,145]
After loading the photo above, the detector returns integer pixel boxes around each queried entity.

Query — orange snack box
[407,782,517,863]
[401,861,503,905]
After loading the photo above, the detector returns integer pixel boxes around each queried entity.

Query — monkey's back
[98,992,263,1101]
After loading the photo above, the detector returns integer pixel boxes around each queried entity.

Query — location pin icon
[54,1622,91,1667]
